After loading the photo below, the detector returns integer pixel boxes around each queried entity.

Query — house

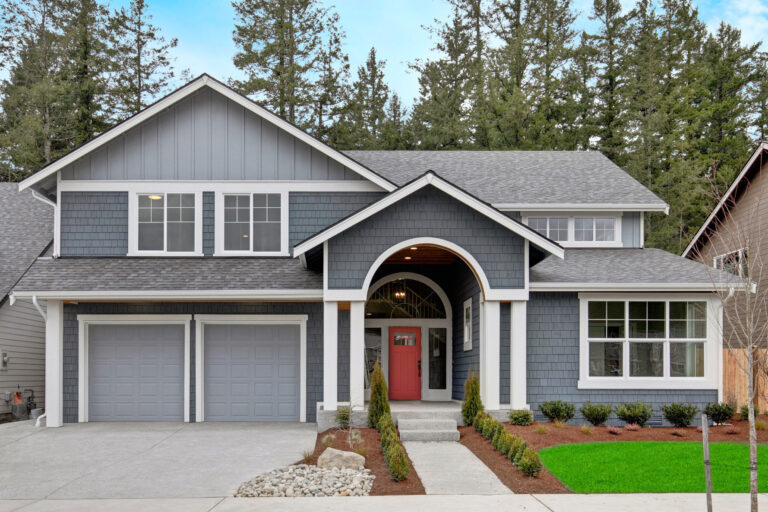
[683,141,768,408]
[10,74,738,428]
[0,183,53,419]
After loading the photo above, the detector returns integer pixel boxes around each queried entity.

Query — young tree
[107,0,179,120]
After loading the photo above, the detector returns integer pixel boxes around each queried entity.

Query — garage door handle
[418,360,421,377]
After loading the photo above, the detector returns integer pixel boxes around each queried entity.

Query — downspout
[30,295,47,427]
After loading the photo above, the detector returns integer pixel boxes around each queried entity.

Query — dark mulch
[304,428,426,496]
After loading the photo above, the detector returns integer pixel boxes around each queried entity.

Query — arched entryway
[364,273,453,401]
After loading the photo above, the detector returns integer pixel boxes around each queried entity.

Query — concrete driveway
[0,420,317,500]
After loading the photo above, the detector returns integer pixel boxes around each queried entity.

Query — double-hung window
[134,193,198,254]
[218,192,286,255]
[580,295,716,389]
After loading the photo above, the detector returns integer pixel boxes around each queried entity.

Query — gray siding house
[11,74,736,428]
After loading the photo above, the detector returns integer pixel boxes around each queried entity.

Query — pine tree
[232,0,325,127]
[311,11,348,140]
[379,93,412,149]
[107,0,179,120]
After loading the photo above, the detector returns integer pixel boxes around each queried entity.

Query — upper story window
[714,248,748,278]
[524,214,622,247]
[216,191,287,255]
[133,193,200,255]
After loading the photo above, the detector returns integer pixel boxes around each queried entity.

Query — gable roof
[0,184,54,303]
[18,74,397,193]
[293,171,565,259]
[345,150,668,210]
[683,141,768,257]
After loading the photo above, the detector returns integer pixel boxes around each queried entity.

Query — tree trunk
[749,344,758,512]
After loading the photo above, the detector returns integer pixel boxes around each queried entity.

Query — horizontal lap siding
[0,301,45,415]
[526,292,717,426]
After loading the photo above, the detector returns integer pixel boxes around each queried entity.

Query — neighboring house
[0,183,53,419]
[683,142,768,407]
[11,74,737,428]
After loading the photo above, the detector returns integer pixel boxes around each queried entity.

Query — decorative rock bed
[235,464,375,497]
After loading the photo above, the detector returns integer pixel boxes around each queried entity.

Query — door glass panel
[428,328,447,389]
[364,328,381,390]
[393,332,417,346]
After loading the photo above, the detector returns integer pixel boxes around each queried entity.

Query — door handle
[418,360,421,377]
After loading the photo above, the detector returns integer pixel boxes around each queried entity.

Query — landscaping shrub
[462,370,484,425]
[321,433,335,447]
[740,404,760,420]
[377,413,396,435]
[335,406,351,429]
[536,425,548,435]
[624,423,640,431]
[581,425,592,435]
[539,400,575,423]
[482,417,498,439]
[508,409,533,426]
[662,403,698,428]
[517,448,543,477]
[704,403,735,425]
[757,421,766,431]
[580,402,612,426]
[380,427,399,454]
[615,401,653,426]
[607,426,622,435]
[368,361,391,428]
[507,436,527,464]
[497,431,514,454]
[473,410,490,429]
[492,426,504,450]
[384,442,411,481]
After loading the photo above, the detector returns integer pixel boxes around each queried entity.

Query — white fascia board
[529,282,745,292]
[682,141,768,257]
[58,180,384,193]
[11,289,324,301]
[294,172,565,259]
[20,75,396,193]
[495,203,669,213]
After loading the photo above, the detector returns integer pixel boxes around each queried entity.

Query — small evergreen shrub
[380,428,399,454]
[482,417,498,439]
[368,361,391,428]
[473,410,490,429]
[580,402,612,426]
[497,431,513,454]
[377,414,395,435]
[335,406,351,429]
[615,401,653,426]
[704,403,735,425]
[492,427,504,450]
[539,400,575,422]
[662,403,698,427]
[517,448,543,477]
[507,436,527,464]
[462,370,484,425]
[385,443,411,481]
[508,409,533,426]
[741,404,760,420]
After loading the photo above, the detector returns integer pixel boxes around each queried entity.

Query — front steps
[397,417,460,442]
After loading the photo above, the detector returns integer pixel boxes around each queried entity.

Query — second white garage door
[203,324,300,421]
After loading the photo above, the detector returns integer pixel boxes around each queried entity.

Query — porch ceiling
[384,244,458,265]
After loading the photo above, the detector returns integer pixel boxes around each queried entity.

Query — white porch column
[323,301,338,411]
[480,300,501,410]
[45,300,64,427]
[510,301,528,409]
[349,301,366,410]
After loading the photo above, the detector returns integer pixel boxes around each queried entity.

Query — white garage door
[88,324,185,421]
[204,324,300,421]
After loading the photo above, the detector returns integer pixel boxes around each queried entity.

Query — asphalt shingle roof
[14,257,322,292]
[346,150,666,207]
[0,183,53,300]
[530,248,735,285]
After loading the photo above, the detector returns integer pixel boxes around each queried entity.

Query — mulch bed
[304,428,426,496]
[459,414,768,494]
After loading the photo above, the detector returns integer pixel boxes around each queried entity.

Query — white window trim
[522,213,623,248]
[77,314,192,423]
[128,191,203,256]
[577,293,722,390]
[194,314,307,422]
[463,298,473,351]
[214,190,289,256]
[713,248,748,278]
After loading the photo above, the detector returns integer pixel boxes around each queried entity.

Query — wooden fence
[723,348,768,411]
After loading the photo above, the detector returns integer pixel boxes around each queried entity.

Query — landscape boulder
[317,447,365,470]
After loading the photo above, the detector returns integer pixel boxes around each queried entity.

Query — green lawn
[539,441,768,493]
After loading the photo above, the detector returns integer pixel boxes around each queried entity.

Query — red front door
[388,327,421,400]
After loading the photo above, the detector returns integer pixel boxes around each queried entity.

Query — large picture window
[220,192,285,254]
[137,193,196,253]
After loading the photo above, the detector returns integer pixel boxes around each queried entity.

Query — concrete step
[398,418,457,431]
[399,429,461,442]
[393,410,464,425]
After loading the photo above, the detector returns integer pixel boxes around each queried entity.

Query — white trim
[683,142,768,257]
[214,190,289,256]
[495,203,668,213]
[481,300,501,410]
[294,172,565,259]
[128,191,203,256]
[521,213,623,248]
[323,302,338,412]
[54,174,61,257]
[713,248,749,278]
[45,300,64,427]
[463,298,473,352]
[19,75,397,193]
[576,293,720,391]
[194,314,308,422]
[529,282,740,292]
[640,211,645,248]
[349,301,366,409]
[11,289,324,301]
[510,301,528,409]
[58,180,384,193]
[77,314,192,423]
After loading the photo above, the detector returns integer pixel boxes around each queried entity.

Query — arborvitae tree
[106,0,178,120]
[312,11,348,140]
[232,0,324,127]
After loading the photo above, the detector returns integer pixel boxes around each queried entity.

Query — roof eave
[494,203,669,213]
[529,282,744,292]
[9,289,325,301]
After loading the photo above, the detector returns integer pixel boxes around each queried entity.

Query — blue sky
[114,0,768,106]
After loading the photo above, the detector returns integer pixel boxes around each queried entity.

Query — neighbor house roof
[346,150,668,211]
[529,248,740,291]
[11,257,322,300]
[682,141,768,258]
[0,184,53,303]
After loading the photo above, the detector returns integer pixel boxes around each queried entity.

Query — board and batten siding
[59,87,363,182]
[0,300,45,415]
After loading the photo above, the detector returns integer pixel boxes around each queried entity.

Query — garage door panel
[204,324,299,421]
[88,324,184,422]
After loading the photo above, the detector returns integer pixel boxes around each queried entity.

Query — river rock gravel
[235,464,374,497]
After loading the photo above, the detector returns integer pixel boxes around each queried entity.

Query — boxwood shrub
[704,403,735,424]
[662,403,698,427]
[539,400,575,423]
[517,447,543,477]
[580,402,612,426]
[615,401,653,426]
[508,409,533,426]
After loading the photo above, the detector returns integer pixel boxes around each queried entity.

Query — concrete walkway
[403,441,512,495]
[1,494,768,511]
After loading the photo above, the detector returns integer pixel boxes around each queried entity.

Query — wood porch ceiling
[383,245,458,265]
